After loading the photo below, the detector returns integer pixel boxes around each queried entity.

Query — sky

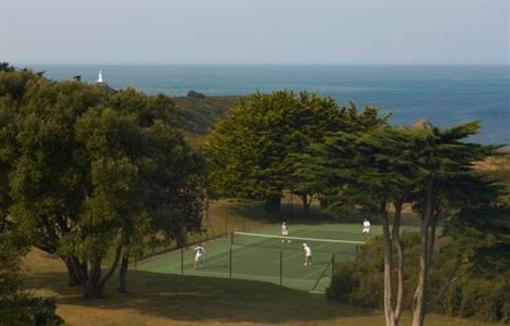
[0,0,508,65]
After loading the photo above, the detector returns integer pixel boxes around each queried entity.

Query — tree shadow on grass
[27,269,375,324]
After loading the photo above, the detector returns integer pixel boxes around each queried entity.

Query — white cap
[302,243,307,247]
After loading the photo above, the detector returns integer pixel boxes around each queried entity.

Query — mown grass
[24,247,503,326]
[23,155,510,325]
[22,200,505,325]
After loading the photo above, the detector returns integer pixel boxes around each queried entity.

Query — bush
[0,225,63,325]
[326,261,358,301]
[457,278,509,322]
[327,232,420,310]
[0,297,64,326]
[326,231,509,323]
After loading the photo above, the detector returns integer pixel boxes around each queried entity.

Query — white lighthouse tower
[96,70,104,83]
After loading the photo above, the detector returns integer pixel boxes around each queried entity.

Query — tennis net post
[229,246,232,280]
[331,253,335,276]
[180,247,184,275]
[279,250,283,286]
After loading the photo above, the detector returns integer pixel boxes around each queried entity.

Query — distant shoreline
[16,64,510,145]
[172,93,509,150]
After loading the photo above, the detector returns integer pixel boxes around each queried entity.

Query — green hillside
[173,93,240,134]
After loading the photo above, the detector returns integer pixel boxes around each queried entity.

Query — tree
[306,121,496,326]
[116,119,206,293]
[327,171,510,323]
[206,90,388,214]
[306,126,421,325]
[0,69,205,298]
[107,88,206,293]
[6,78,112,289]
[290,103,389,211]
[408,122,498,326]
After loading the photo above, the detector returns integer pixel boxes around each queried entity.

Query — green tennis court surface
[138,223,381,293]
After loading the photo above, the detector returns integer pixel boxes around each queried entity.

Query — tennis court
[138,223,381,293]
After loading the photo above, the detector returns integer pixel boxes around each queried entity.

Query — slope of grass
[173,95,240,135]
[21,169,510,325]
[24,247,504,326]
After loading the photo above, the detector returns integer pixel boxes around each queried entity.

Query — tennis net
[232,231,365,253]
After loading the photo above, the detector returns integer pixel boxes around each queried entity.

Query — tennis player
[281,221,290,243]
[302,243,312,266]
[193,243,207,269]
[362,218,371,238]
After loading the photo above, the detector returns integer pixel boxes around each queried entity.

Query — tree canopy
[206,90,388,213]
[0,68,206,298]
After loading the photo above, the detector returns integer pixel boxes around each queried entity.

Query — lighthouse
[96,70,104,83]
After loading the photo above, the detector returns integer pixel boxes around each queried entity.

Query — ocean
[26,64,509,145]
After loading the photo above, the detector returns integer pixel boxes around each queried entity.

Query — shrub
[326,261,358,301]
[0,297,64,326]
[327,231,509,323]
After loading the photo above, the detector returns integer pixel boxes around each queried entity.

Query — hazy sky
[1,0,508,65]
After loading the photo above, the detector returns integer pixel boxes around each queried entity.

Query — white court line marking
[234,231,365,245]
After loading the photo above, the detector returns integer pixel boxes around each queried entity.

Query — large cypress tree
[307,120,499,326]
[305,126,421,325]
[206,90,387,214]
[407,122,498,326]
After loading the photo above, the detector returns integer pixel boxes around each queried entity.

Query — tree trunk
[301,194,311,214]
[264,194,281,215]
[412,184,433,326]
[117,254,129,293]
[98,243,123,294]
[427,208,439,267]
[318,196,329,209]
[382,210,398,326]
[63,256,86,286]
[83,244,123,299]
[84,256,103,299]
[393,203,404,323]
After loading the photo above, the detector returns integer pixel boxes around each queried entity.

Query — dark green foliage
[307,119,502,325]
[0,225,28,302]
[206,90,388,213]
[329,225,510,323]
[0,221,62,325]
[0,62,15,73]
[327,232,420,309]
[0,297,64,326]
[325,261,358,302]
[0,67,206,298]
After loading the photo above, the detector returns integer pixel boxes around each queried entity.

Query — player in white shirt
[281,221,290,244]
[193,243,207,269]
[362,218,371,239]
[302,243,312,266]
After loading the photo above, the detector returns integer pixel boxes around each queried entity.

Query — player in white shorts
[193,243,207,269]
[362,218,371,239]
[302,243,312,266]
[281,221,290,243]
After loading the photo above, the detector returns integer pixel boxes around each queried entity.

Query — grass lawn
[21,191,508,326]
[23,228,502,325]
